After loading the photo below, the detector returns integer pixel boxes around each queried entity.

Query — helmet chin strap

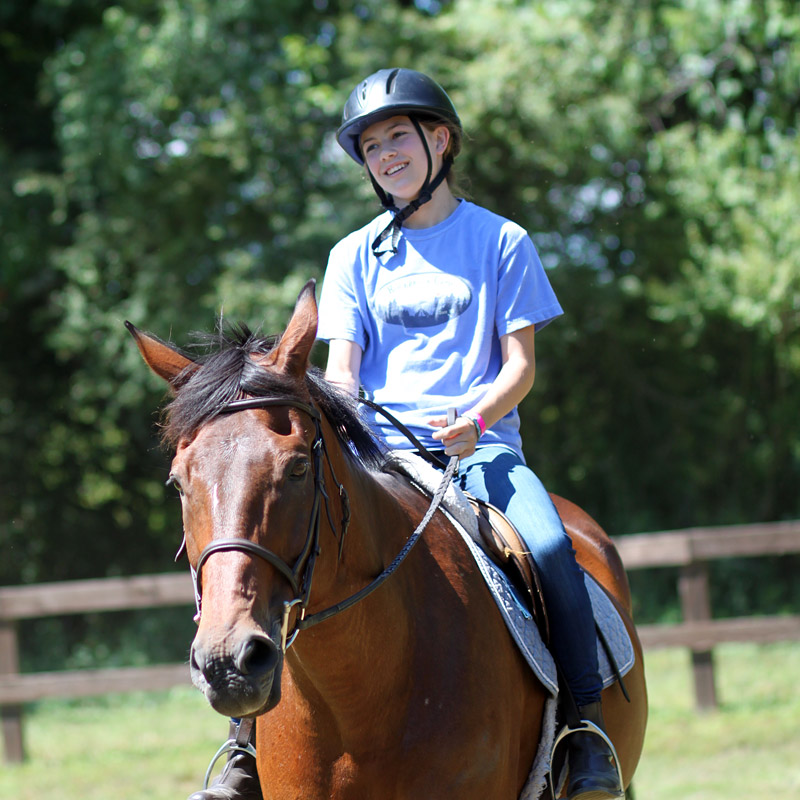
[369,116,452,257]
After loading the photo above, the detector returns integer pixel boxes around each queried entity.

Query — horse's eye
[289,459,309,480]
[166,475,184,495]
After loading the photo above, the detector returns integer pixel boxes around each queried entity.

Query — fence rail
[0,572,196,763]
[2,520,799,762]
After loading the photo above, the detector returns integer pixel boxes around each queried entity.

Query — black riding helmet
[337,68,462,255]
[337,68,461,165]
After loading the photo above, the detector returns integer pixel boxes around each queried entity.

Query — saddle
[466,495,550,646]
[364,399,553,650]
[389,447,634,709]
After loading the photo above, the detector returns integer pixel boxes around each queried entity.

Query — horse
[128,281,647,799]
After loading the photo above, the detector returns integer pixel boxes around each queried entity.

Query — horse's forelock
[159,325,385,470]
[160,328,286,447]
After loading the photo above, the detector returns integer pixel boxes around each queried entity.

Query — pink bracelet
[464,411,487,438]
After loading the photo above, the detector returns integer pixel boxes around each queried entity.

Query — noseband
[189,395,457,653]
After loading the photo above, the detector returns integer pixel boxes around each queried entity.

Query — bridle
[187,395,457,653]
[191,396,332,652]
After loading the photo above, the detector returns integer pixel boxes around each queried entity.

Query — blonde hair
[418,116,471,200]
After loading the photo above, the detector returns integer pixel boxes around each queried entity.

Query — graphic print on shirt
[373,272,473,329]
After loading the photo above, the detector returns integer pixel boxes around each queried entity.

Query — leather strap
[359,397,448,470]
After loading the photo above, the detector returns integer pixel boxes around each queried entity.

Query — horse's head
[127,281,372,718]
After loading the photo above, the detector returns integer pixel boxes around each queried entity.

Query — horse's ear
[125,321,198,390]
[260,280,318,380]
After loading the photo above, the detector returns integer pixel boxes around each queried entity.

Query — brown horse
[128,282,647,799]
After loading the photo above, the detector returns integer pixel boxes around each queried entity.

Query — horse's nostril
[190,642,204,674]
[235,635,279,677]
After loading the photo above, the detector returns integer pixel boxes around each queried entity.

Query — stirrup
[203,719,257,790]
[548,718,624,799]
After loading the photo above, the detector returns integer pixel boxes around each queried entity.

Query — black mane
[160,323,385,469]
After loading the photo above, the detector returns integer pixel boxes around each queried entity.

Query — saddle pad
[454,518,635,696]
[389,451,482,541]
[390,451,636,694]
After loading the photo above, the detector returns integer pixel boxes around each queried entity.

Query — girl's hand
[429,415,479,458]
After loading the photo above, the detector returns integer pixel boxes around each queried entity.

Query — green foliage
[425,0,800,531]
[1,0,798,669]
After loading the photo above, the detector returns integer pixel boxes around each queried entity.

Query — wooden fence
[0,573,196,763]
[613,519,800,710]
[1,520,799,763]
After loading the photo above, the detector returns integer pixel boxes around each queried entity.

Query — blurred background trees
[2,0,798,666]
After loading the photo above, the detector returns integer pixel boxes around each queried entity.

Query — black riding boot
[187,719,263,800]
[566,702,624,800]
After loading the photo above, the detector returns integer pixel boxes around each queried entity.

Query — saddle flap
[468,495,550,644]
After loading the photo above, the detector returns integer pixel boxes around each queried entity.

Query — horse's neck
[287,605,412,735]
[287,464,418,736]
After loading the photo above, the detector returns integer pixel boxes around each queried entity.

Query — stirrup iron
[202,719,257,790]
[548,718,624,799]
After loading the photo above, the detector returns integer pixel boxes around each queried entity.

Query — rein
[189,395,457,652]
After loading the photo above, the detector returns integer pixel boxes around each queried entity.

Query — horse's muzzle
[190,630,283,717]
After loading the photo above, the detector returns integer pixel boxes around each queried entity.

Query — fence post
[678,561,717,710]
[0,620,25,762]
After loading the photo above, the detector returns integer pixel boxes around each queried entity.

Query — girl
[319,68,623,800]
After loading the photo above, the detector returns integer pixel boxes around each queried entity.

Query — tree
[421,0,800,532]
[1,0,798,649]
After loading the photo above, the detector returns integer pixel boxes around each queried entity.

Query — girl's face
[360,115,449,206]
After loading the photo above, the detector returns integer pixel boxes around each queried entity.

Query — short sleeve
[317,239,368,349]
[495,231,563,336]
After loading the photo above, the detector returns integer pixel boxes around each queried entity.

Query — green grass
[0,688,223,800]
[634,642,800,799]
[1,642,799,799]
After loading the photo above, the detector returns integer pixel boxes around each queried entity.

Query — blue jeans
[457,446,602,706]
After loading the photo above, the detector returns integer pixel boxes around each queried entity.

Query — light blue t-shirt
[317,200,563,459]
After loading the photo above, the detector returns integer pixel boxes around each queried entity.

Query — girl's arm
[431,325,536,457]
[324,338,363,397]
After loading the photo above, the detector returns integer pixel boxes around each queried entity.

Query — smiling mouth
[385,163,407,176]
